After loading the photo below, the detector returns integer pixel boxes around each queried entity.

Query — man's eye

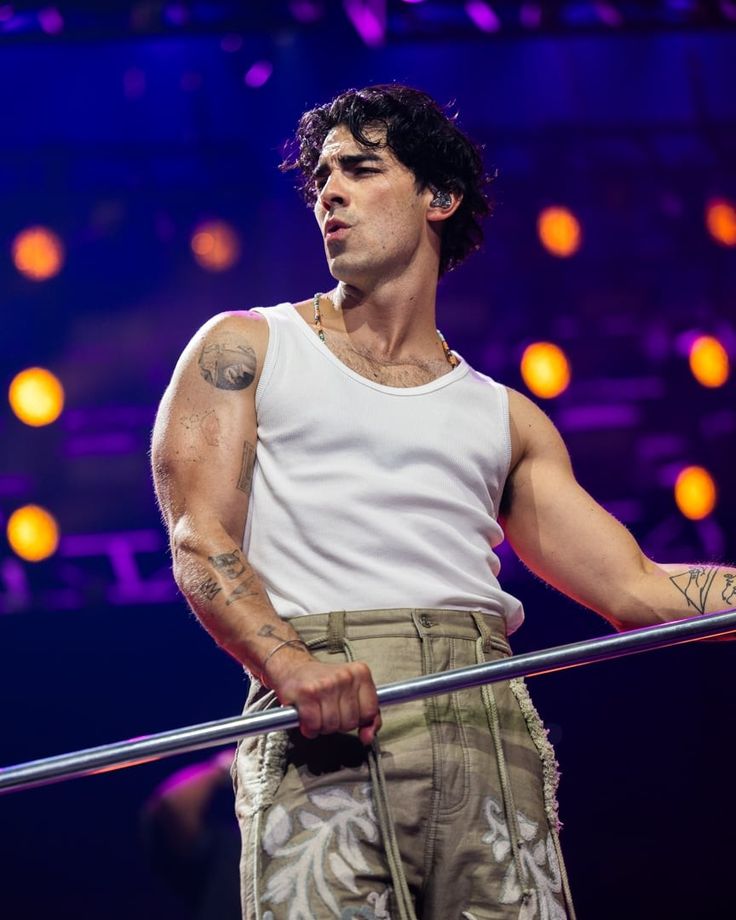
[355,167,378,175]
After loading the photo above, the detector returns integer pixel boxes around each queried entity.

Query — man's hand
[266,655,382,747]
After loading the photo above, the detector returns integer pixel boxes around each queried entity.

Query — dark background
[1,2,734,917]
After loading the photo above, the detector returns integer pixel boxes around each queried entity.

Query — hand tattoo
[198,342,256,391]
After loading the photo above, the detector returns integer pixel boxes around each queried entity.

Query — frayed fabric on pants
[233,609,576,920]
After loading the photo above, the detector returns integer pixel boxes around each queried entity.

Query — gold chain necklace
[312,293,458,369]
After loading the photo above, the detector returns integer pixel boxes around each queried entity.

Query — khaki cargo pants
[233,609,576,920]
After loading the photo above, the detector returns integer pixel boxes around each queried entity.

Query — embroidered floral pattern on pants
[261,783,391,920]
[481,796,566,920]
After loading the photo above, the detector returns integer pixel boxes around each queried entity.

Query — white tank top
[243,302,524,634]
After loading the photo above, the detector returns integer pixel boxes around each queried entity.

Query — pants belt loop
[470,610,494,655]
[326,609,346,653]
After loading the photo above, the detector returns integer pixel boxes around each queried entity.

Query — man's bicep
[151,313,265,546]
[501,390,648,622]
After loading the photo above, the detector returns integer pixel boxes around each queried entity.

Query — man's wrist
[258,639,311,688]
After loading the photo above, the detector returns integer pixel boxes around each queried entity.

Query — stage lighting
[689,335,730,388]
[244,61,273,88]
[520,342,571,398]
[344,0,386,46]
[465,0,501,31]
[7,504,60,562]
[537,206,582,258]
[705,197,736,247]
[9,367,65,427]
[674,466,717,521]
[190,220,241,272]
[11,226,65,281]
[38,7,63,34]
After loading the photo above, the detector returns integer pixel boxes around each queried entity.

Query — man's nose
[318,172,349,210]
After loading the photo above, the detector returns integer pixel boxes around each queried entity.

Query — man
[152,85,733,920]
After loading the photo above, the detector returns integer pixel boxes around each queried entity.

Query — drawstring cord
[339,633,418,920]
[470,614,534,917]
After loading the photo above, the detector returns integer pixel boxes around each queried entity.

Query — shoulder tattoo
[198,341,256,391]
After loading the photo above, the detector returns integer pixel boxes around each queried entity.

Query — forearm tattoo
[669,566,721,614]
[200,549,262,607]
[238,441,256,494]
[722,574,736,606]
[198,341,256,390]
[209,549,246,580]
[225,571,260,606]
[257,623,309,658]
[197,576,222,602]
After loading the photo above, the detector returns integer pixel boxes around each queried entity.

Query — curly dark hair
[281,84,494,276]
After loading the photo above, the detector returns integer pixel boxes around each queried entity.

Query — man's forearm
[172,528,312,683]
[619,560,736,630]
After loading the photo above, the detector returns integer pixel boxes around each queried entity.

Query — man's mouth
[325,219,350,242]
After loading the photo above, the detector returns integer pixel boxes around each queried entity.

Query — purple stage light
[0,475,34,498]
[519,2,541,28]
[344,0,386,47]
[723,0,736,22]
[465,0,500,32]
[290,0,324,23]
[557,404,640,432]
[38,7,63,34]
[593,1,623,27]
[244,60,273,88]
[64,433,137,457]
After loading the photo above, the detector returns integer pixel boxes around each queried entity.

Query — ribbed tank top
[243,302,524,634]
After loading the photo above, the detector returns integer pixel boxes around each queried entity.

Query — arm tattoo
[209,549,246,580]
[237,441,256,494]
[198,342,256,391]
[181,409,221,447]
[723,574,736,606]
[669,566,719,614]
[199,409,221,447]
[197,576,222,602]
[225,572,260,606]
[257,624,289,642]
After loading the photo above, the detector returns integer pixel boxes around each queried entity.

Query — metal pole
[1,608,734,795]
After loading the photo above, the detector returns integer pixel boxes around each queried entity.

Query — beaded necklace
[312,292,458,369]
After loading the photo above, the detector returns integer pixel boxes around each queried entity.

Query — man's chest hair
[324,335,453,388]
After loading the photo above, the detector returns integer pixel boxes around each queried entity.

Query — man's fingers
[281,659,379,740]
[355,664,381,744]
[294,696,321,739]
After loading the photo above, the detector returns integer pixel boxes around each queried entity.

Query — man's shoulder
[196,308,271,352]
[504,385,569,472]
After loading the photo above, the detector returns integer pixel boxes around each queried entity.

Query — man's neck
[325,276,440,362]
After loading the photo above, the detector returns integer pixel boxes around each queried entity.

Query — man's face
[312,124,431,284]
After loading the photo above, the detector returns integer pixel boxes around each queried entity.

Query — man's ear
[426,186,463,222]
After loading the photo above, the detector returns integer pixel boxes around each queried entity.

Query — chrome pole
[1,608,734,795]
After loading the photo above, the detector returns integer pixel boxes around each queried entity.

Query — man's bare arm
[151,311,380,742]
[500,388,735,631]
